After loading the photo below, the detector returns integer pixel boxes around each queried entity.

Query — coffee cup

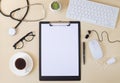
[9,52,33,76]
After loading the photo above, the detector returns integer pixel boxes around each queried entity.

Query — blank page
[39,22,80,81]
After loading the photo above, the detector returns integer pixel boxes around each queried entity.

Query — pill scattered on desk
[106,57,116,65]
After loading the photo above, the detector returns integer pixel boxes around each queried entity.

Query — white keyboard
[66,0,119,28]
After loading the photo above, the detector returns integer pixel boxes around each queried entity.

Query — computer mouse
[89,39,103,60]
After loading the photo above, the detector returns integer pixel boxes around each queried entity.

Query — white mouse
[89,39,103,60]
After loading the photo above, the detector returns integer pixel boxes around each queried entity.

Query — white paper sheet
[41,23,80,76]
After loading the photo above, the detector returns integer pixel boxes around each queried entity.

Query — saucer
[9,52,33,76]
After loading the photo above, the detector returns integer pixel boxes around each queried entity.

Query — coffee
[15,58,26,70]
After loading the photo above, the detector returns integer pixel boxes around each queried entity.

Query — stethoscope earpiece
[9,28,16,36]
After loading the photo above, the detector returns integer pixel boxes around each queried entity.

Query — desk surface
[1,0,120,83]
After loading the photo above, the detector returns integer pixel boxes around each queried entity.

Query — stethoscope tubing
[0,0,30,29]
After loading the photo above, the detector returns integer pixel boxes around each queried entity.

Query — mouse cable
[86,30,120,43]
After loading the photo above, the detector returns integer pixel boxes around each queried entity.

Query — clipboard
[39,21,81,81]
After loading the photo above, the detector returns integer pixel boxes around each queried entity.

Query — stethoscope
[0,0,46,36]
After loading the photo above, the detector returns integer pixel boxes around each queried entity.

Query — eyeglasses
[13,31,35,49]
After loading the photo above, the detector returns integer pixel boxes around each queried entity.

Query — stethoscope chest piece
[9,28,16,36]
